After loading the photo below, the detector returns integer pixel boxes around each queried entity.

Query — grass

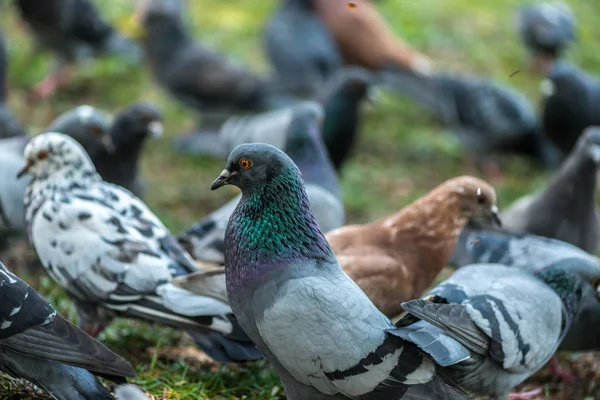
[1,0,600,398]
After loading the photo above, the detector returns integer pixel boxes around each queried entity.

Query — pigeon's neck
[144,13,190,70]
[225,172,334,292]
[378,189,468,285]
[28,165,100,196]
[285,121,341,198]
[321,90,363,169]
[538,148,597,211]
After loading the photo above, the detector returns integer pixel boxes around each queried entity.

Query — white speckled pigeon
[178,102,344,263]
[502,126,600,254]
[449,223,600,355]
[397,261,588,400]
[15,0,142,99]
[20,132,262,363]
[0,261,135,399]
[262,0,342,98]
[205,143,470,400]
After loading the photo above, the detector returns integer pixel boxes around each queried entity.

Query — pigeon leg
[507,388,543,400]
[547,355,576,383]
[29,66,72,101]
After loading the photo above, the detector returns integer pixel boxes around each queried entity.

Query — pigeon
[517,2,576,74]
[541,60,600,156]
[204,143,470,400]
[20,132,262,363]
[115,384,151,400]
[502,126,600,254]
[0,31,26,139]
[0,136,30,245]
[312,0,433,76]
[91,102,163,198]
[138,0,286,131]
[262,0,342,98]
[380,68,561,170]
[397,260,589,400]
[449,224,600,354]
[178,102,344,263]
[15,0,142,100]
[181,67,372,169]
[0,261,135,399]
[326,176,501,318]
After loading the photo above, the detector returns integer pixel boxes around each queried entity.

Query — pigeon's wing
[1,312,135,379]
[254,264,419,398]
[73,183,198,276]
[30,194,174,303]
[0,263,56,340]
[409,265,564,373]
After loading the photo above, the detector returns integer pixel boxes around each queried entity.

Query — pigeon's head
[211,143,300,193]
[17,132,96,181]
[575,126,600,164]
[284,102,324,149]
[110,102,163,148]
[444,176,501,228]
[48,105,113,154]
[535,258,590,318]
[517,2,576,58]
[318,67,373,105]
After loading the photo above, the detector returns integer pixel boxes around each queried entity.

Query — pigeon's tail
[378,64,444,117]
[187,328,263,363]
[0,349,116,400]
[177,217,226,263]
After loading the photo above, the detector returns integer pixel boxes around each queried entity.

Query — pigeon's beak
[102,135,116,153]
[490,205,502,227]
[148,121,164,139]
[211,169,233,190]
[16,159,33,179]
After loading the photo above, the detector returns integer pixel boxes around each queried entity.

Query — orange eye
[37,151,48,160]
[347,2,357,9]
[593,277,600,287]
[239,158,253,170]
[90,125,102,136]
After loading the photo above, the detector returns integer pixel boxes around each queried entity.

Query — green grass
[2,0,600,398]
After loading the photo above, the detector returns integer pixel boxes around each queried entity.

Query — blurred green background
[1,0,600,398]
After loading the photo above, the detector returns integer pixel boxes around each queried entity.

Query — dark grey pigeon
[92,103,164,198]
[263,0,342,98]
[380,68,561,169]
[201,143,470,399]
[15,0,142,99]
[397,260,588,400]
[0,31,26,139]
[517,3,577,58]
[0,136,30,246]
[21,133,262,363]
[140,0,286,131]
[449,224,600,354]
[0,261,135,399]
[541,60,600,156]
[178,102,344,263]
[502,126,600,254]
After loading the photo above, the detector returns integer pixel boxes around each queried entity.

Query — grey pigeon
[178,102,344,263]
[263,0,342,98]
[502,126,600,253]
[183,67,372,169]
[517,2,577,58]
[92,102,163,198]
[15,0,142,99]
[380,68,561,169]
[204,143,470,399]
[47,104,113,154]
[541,60,600,156]
[0,31,26,139]
[0,136,30,246]
[139,0,286,129]
[115,384,151,400]
[449,224,600,353]
[397,261,587,399]
[20,132,262,363]
[0,261,135,399]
